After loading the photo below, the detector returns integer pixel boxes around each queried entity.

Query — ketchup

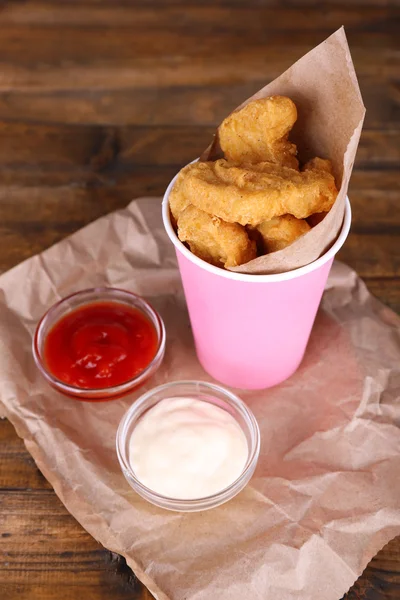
[44,302,158,389]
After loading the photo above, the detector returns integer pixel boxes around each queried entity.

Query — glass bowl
[116,380,260,512]
[32,287,166,401]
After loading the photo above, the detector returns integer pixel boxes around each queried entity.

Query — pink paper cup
[162,173,351,390]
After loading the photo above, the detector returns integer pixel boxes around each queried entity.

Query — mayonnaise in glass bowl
[116,381,260,512]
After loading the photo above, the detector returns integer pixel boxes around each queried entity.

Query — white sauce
[129,397,248,499]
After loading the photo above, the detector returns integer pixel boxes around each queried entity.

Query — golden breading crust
[177,205,257,268]
[218,96,299,169]
[176,159,337,227]
[302,158,334,228]
[303,157,333,174]
[255,215,311,253]
[168,163,193,225]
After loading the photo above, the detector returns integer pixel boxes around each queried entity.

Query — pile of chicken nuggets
[169,96,338,269]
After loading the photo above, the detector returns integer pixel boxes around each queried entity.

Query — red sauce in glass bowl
[44,301,159,390]
[33,288,165,401]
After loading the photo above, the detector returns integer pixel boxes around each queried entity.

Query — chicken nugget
[255,215,310,253]
[302,159,334,230]
[180,159,337,226]
[177,205,257,268]
[168,164,192,226]
[218,96,298,169]
[303,157,334,174]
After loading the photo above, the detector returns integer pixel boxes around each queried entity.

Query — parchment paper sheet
[1,197,399,600]
[201,27,366,274]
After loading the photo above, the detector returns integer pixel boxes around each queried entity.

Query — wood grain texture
[0,1,399,599]
[0,80,398,128]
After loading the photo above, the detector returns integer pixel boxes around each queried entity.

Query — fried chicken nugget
[177,205,257,268]
[303,157,333,174]
[168,163,193,225]
[255,215,310,253]
[218,96,299,169]
[303,158,334,226]
[178,159,337,227]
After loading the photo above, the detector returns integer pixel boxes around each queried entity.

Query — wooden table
[0,1,399,599]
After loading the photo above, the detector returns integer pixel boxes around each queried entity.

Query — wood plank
[350,170,400,191]
[1,582,148,600]
[337,233,400,278]
[356,131,400,168]
[0,59,397,93]
[0,79,395,128]
[0,490,148,599]
[0,167,179,239]
[0,124,398,170]
[0,420,51,490]
[363,278,400,314]
[350,190,400,228]
[0,25,397,60]
[4,27,378,65]
[1,4,397,31]
[369,537,400,575]
[0,122,105,167]
[344,538,400,600]
[0,16,397,96]
[0,454,51,491]
[3,0,395,6]
[1,494,101,561]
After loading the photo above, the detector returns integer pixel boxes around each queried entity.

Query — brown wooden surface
[0,1,399,599]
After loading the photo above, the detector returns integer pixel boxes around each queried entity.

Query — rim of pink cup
[162,165,351,282]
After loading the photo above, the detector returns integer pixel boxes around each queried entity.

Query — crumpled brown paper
[1,197,399,600]
[200,27,365,275]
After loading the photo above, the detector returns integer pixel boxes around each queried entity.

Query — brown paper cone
[201,27,366,275]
